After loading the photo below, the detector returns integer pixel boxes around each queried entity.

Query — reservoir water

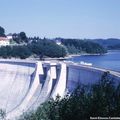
[68,50,120,72]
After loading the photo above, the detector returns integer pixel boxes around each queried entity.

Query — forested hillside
[61,39,107,54]
[0,40,67,59]
[92,38,120,49]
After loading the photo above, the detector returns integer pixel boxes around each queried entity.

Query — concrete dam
[0,60,119,119]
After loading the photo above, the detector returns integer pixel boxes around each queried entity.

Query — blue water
[67,50,120,72]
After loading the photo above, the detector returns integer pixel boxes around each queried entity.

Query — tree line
[0,26,107,59]
[0,40,67,59]
[108,44,120,50]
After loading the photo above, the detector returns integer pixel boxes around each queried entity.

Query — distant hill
[55,38,120,50]
[60,38,107,54]
[91,38,120,49]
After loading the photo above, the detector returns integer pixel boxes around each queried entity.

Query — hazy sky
[0,0,120,38]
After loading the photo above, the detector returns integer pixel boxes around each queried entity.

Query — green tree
[0,109,6,120]
[90,72,115,117]
[0,26,5,37]
[19,32,28,43]
[28,40,67,58]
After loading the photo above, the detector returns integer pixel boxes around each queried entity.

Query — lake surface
[67,50,120,72]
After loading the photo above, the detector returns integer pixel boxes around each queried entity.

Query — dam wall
[0,60,119,119]
[51,63,67,99]
[67,63,120,92]
[67,64,104,92]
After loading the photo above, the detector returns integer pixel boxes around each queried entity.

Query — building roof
[0,37,9,41]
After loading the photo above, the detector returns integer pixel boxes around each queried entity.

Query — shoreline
[43,53,102,60]
[0,53,105,61]
[66,53,105,59]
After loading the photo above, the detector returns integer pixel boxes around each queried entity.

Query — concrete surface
[0,60,119,119]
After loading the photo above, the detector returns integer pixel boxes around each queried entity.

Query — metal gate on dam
[0,60,119,119]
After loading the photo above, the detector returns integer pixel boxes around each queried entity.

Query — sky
[0,0,120,39]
